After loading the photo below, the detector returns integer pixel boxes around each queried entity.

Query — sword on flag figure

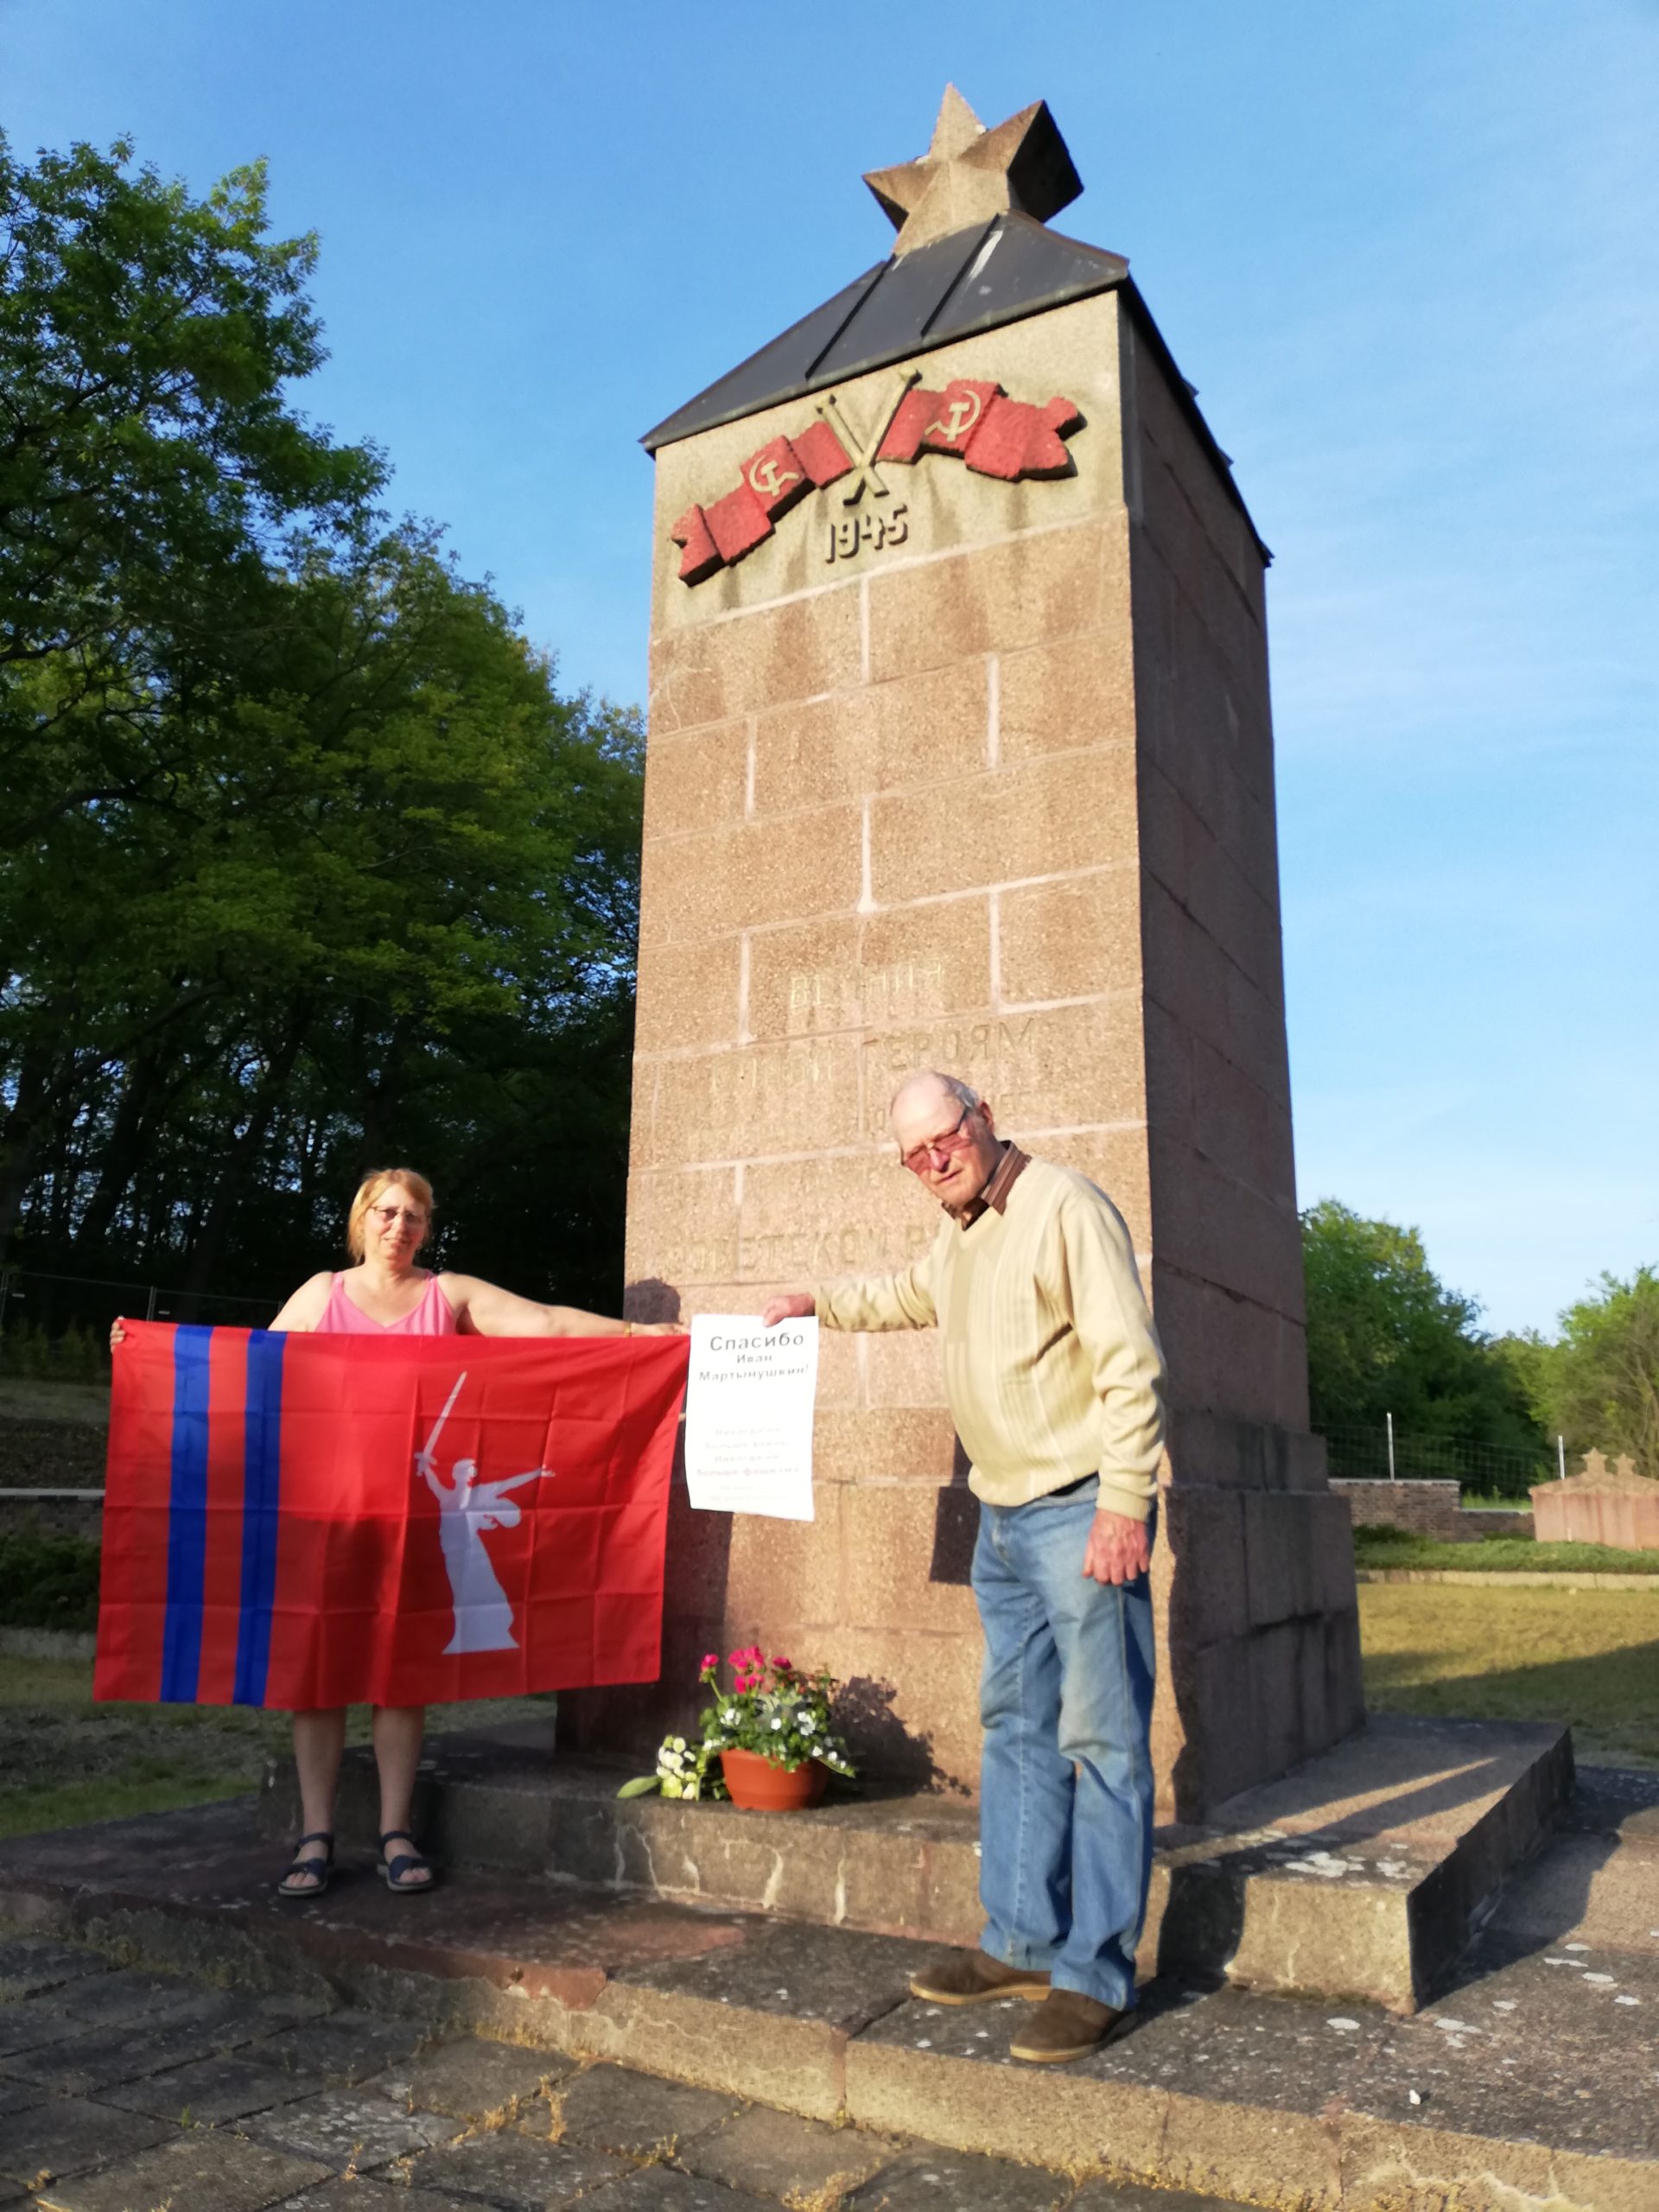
[414,1374,555,1655]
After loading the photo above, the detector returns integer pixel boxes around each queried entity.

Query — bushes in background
[0,1532,100,1630]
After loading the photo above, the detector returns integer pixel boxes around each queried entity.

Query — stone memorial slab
[1532,1451,1659,1548]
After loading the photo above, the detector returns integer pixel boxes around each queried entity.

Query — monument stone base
[276,1712,1571,2015]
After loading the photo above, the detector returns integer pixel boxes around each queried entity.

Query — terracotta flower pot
[720,1746,828,1812]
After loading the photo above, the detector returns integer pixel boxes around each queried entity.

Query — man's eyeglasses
[899,1107,976,1175]
[371,1205,428,1230]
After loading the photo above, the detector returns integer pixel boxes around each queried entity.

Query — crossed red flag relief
[671,376,1083,585]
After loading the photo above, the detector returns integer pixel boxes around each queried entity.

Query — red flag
[878,378,1002,462]
[878,379,1082,479]
[94,1324,689,1711]
[961,391,1084,480]
[669,502,722,586]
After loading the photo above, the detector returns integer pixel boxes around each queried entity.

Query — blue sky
[3,1,1655,1337]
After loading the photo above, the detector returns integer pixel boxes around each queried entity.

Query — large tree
[1,133,381,834]
[2,136,643,1321]
[1,131,384,1221]
[1300,1200,1546,1467]
[1502,1270,1659,1476]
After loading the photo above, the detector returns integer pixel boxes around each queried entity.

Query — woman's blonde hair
[346,1167,436,1260]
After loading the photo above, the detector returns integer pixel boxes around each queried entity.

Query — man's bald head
[887,1069,1002,1212]
[888,1069,981,1128]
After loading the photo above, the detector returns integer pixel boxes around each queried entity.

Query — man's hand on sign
[762,1292,816,1327]
[1083,1508,1151,1586]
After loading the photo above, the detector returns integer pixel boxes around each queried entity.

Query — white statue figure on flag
[414,1374,554,1655]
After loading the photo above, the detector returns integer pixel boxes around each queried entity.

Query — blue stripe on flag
[234,1332,285,1706]
[159,1326,213,1701]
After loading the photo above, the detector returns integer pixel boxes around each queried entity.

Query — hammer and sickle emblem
[815,367,921,505]
[747,455,802,503]
[925,389,983,445]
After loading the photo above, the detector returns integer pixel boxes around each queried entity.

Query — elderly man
[763,1069,1166,2063]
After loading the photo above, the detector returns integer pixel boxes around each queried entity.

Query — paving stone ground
[0,1935,1247,2212]
[1,1762,1656,2206]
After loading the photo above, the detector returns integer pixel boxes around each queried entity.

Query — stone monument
[1533,1450,1659,1548]
[565,88,1363,1821]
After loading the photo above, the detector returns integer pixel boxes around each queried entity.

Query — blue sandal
[277,1831,334,1899]
[378,1829,436,1895]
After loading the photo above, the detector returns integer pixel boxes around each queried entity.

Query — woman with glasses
[113,1163,679,1900]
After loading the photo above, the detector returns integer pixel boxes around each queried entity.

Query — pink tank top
[320,1270,458,1336]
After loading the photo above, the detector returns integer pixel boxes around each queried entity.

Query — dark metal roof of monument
[639,211,1266,556]
[640,213,1128,453]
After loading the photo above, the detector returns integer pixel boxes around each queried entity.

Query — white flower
[772,1716,785,1729]
[721,1709,739,1726]
[798,1713,817,1732]
[672,1737,687,1752]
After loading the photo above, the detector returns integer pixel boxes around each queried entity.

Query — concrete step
[1,1789,1655,2210]
[261,1711,1572,2013]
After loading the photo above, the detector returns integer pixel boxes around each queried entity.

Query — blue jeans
[972,1478,1156,2011]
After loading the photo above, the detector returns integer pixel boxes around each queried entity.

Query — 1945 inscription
[825,504,906,563]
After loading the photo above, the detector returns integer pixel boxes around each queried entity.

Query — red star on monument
[863,86,1084,257]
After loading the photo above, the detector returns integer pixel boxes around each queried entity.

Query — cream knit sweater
[814,1154,1166,1520]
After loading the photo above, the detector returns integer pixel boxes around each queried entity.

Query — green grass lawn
[1360,1583,1659,1765]
[1354,1526,1659,1573]
[6,1580,1658,1841]
[0,1652,556,1839]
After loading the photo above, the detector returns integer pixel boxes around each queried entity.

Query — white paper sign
[683,1316,819,1521]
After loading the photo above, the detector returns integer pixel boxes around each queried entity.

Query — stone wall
[1331,1480,1461,1538]
[1332,1481,1536,1542]
[1459,1506,1535,1540]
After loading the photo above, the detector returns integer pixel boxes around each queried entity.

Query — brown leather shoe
[907,1948,1052,2005]
[1009,1989,1128,2063]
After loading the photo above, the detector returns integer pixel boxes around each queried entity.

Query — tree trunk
[77,1042,201,1255]
[177,1007,310,1308]
[0,1040,59,1247]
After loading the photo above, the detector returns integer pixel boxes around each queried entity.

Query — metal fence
[0,1266,277,1380]
[1322,1420,1566,1500]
